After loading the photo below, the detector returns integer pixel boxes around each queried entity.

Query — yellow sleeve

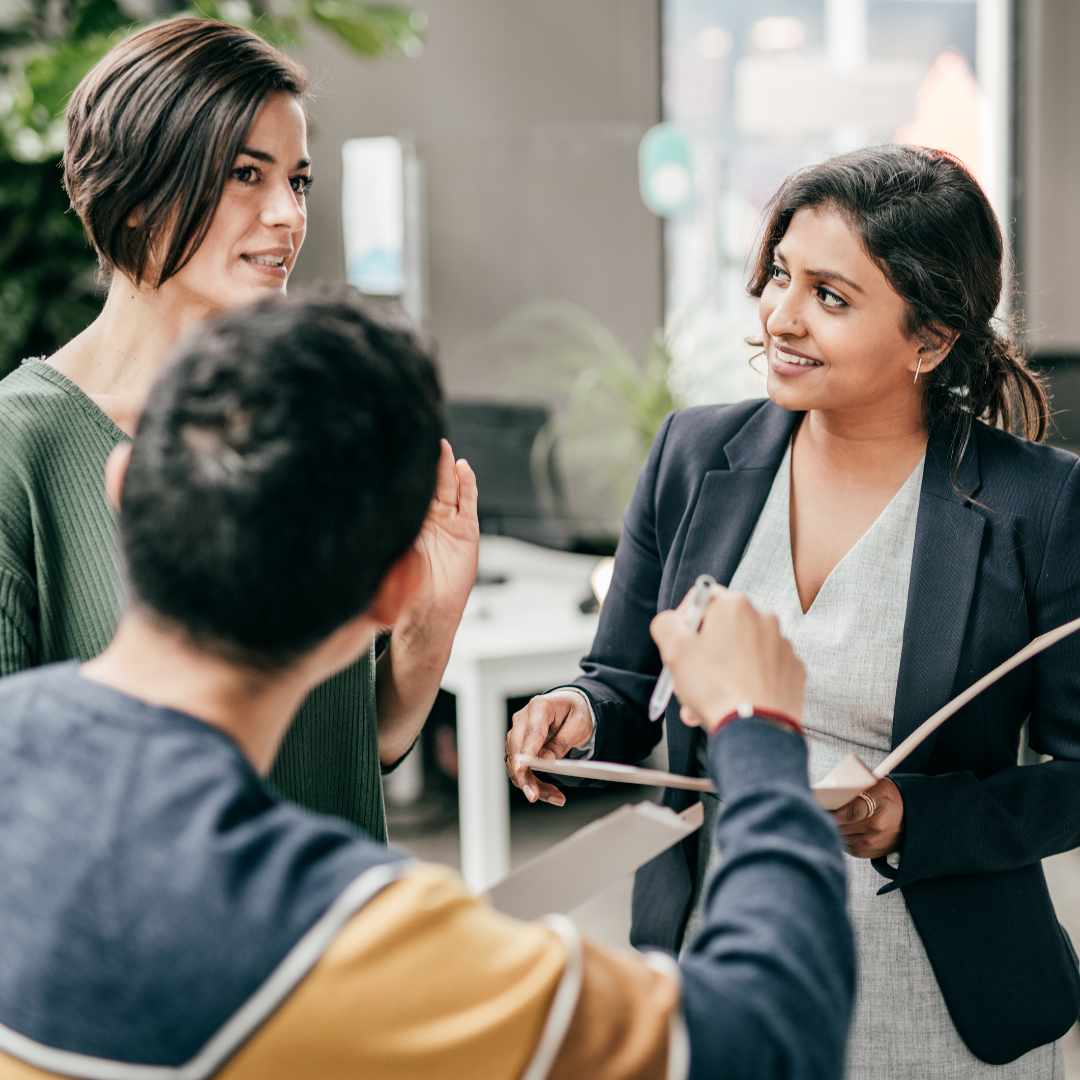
[222,863,682,1080]
[546,941,682,1080]
[220,863,567,1080]
[0,863,682,1080]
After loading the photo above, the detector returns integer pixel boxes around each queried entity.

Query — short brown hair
[64,18,309,287]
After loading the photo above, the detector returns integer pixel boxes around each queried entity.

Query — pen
[647,574,718,721]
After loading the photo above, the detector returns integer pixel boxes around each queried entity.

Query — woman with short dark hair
[0,18,478,839]
[507,145,1080,1076]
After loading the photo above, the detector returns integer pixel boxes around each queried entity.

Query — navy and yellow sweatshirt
[0,663,853,1080]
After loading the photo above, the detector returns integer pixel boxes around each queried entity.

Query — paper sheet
[484,801,704,921]
[518,752,867,810]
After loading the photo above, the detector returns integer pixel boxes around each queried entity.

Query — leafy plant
[0,0,424,376]
[453,299,681,536]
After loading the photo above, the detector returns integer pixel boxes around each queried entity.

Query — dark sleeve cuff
[878,770,977,889]
[380,735,419,776]
[708,715,811,798]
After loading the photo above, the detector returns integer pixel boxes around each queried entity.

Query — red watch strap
[714,706,803,737]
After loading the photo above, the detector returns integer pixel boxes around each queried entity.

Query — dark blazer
[573,399,1080,1066]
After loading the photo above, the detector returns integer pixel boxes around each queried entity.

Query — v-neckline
[22,358,130,444]
[783,446,925,617]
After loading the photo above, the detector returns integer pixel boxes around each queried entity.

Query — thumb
[650,608,693,661]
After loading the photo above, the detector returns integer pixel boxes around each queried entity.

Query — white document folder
[484,800,704,921]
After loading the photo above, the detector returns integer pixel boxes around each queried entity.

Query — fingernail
[543,795,565,807]
[524,784,536,801]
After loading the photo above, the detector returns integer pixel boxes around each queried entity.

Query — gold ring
[857,791,877,818]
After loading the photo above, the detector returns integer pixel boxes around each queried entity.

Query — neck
[80,610,310,773]
[48,276,220,435]
[800,393,928,475]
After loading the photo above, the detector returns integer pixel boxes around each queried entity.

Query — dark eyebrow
[238,147,275,163]
[805,268,864,295]
[773,246,864,295]
[237,148,312,171]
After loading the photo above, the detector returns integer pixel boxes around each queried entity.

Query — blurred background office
[2,0,1079,1065]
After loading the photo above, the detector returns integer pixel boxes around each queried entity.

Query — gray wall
[290,0,663,397]
[1019,0,1080,355]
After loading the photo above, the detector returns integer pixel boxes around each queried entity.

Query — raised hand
[375,439,479,766]
[411,438,480,625]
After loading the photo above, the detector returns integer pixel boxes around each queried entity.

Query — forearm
[375,613,459,767]
[681,719,854,1080]
[885,758,1080,889]
[0,568,37,676]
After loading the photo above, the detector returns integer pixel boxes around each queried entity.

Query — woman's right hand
[505,691,594,806]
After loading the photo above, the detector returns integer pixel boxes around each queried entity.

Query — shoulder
[973,423,1080,519]
[662,398,773,447]
[0,359,120,451]
[0,662,408,1065]
[0,360,121,514]
[0,360,69,429]
[652,398,778,472]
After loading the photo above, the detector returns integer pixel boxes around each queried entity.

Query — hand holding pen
[648,574,719,720]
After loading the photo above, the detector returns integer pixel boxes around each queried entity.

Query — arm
[880,457,1080,889]
[375,440,479,767]
[255,588,851,1080]
[0,461,38,675]
[652,587,854,1080]
[506,413,677,802]
[682,719,854,1080]
[0,568,37,675]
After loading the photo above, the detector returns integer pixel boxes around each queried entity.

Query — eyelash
[229,166,313,196]
[768,263,847,309]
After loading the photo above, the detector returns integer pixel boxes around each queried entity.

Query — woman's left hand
[832,777,904,859]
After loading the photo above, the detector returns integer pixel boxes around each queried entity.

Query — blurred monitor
[445,401,572,549]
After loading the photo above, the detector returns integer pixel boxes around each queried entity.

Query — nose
[765,284,806,340]
[260,176,306,234]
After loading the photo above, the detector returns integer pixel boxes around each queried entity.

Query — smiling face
[759,206,941,424]
[158,92,310,315]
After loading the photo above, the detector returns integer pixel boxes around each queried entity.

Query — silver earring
[914,357,923,383]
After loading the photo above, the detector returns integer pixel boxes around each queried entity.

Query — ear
[368,545,425,627]
[909,327,960,378]
[104,443,133,513]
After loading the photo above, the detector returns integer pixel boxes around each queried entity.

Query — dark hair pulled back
[748,144,1048,444]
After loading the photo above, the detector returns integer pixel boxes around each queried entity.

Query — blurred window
[662,0,1008,404]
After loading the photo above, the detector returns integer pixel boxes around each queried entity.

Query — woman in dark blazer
[507,146,1080,1075]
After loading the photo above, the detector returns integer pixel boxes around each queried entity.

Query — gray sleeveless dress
[682,444,1061,1079]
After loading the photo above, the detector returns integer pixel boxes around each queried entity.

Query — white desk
[441,536,601,892]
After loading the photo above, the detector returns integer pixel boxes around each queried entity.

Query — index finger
[433,439,460,505]
[506,701,561,785]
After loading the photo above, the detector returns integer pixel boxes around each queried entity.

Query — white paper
[484,801,704,921]
[811,752,878,811]
[519,751,874,811]
[516,753,715,793]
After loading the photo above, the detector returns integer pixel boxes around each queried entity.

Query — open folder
[484,801,704,920]
[518,613,1080,812]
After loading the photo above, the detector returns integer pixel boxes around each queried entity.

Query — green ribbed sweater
[0,358,386,840]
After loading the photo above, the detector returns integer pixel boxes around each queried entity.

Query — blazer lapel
[665,402,798,607]
[664,402,797,774]
[891,423,985,771]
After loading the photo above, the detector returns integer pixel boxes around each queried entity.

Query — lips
[773,343,823,367]
[241,254,287,267]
